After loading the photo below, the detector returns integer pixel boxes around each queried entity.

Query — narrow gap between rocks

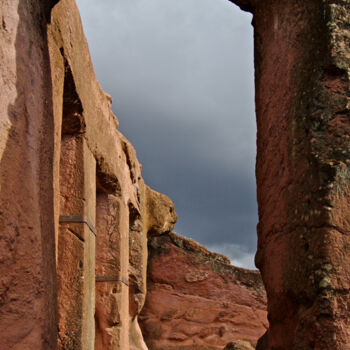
[76,0,256,268]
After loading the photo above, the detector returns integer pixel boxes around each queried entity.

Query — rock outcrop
[1,0,350,349]
[229,0,350,348]
[0,1,176,349]
[140,233,267,350]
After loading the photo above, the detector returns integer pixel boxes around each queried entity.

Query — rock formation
[140,233,267,350]
[0,1,176,349]
[1,0,349,349]
[224,341,255,350]
[230,0,350,348]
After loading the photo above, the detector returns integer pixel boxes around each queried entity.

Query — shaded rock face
[230,0,350,348]
[140,233,267,350]
[0,1,58,349]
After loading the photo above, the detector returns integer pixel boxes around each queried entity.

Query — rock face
[140,233,267,350]
[0,1,176,349]
[224,341,255,350]
[1,0,349,349]
[230,0,350,348]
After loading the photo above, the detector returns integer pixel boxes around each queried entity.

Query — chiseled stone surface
[49,2,177,349]
[0,0,176,349]
[1,0,349,349]
[140,233,267,350]
[230,0,350,348]
[0,1,58,349]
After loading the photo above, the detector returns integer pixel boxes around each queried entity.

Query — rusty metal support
[59,215,97,235]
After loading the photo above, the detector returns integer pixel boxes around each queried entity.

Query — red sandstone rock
[1,0,349,349]
[1,1,177,349]
[0,2,58,349]
[224,340,254,350]
[49,2,178,349]
[140,233,267,350]
[229,0,350,348]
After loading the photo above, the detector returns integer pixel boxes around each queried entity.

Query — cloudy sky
[75,0,257,269]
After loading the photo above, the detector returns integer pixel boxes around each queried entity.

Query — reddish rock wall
[49,2,178,349]
[140,233,267,350]
[231,0,350,348]
[0,1,58,349]
[0,1,176,349]
[1,0,349,349]
[224,341,255,350]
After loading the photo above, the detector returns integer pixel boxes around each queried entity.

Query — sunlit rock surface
[140,232,267,350]
[0,1,176,349]
[1,0,349,349]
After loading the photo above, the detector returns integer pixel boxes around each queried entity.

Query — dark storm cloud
[76,0,257,267]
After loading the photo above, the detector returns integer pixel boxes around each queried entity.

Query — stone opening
[96,163,122,196]
[2,0,349,349]
[61,54,85,135]
[76,0,257,268]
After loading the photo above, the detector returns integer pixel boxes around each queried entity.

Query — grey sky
[76,0,257,268]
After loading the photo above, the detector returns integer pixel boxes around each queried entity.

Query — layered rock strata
[231,0,350,348]
[0,1,176,349]
[140,233,267,350]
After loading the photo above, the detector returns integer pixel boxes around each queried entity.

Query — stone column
[229,0,350,348]
[95,191,130,350]
[58,135,96,350]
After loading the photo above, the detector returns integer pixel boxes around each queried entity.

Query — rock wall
[231,0,350,348]
[1,0,349,349]
[0,1,58,349]
[0,1,176,349]
[140,233,267,350]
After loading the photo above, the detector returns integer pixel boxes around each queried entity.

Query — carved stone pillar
[58,135,96,350]
[230,0,350,348]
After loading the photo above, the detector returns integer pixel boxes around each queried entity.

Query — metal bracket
[96,275,129,286]
[59,215,97,236]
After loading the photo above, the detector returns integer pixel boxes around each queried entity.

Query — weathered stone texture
[140,233,267,350]
[50,2,177,349]
[0,0,176,349]
[58,135,96,350]
[224,340,255,350]
[0,1,58,349]
[228,0,350,348]
[1,0,350,349]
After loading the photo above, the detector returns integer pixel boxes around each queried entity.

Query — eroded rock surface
[140,233,267,350]
[1,0,350,349]
[224,340,255,350]
[0,1,176,349]
[228,0,350,348]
